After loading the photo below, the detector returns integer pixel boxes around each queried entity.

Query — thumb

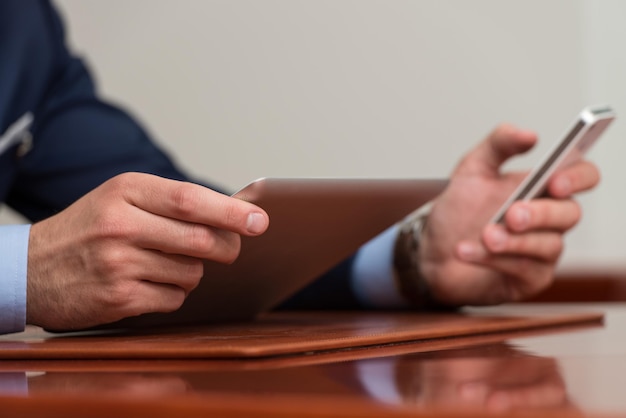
[455,124,538,177]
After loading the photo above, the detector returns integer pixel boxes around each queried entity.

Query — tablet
[107,177,447,328]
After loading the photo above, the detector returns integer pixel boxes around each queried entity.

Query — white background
[3,0,626,271]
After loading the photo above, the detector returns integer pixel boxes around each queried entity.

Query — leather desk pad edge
[0,309,604,360]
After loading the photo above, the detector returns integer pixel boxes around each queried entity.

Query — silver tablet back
[107,177,446,328]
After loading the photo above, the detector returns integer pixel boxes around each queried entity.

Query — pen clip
[0,112,34,157]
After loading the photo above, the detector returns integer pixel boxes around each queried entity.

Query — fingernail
[512,204,530,230]
[488,226,508,251]
[246,212,267,234]
[457,242,482,261]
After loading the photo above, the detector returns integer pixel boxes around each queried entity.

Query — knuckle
[222,201,242,229]
[533,203,550,227]
[92,205,140,241]
[222,234,242,264]
[188,259,205,280]
[185,224,216,255]
[569,201,582,226]
[92,246,129,278]
[549,237,564,260]
[187,226,241,264]
[576,160,601,188]
[170,183,201,218]
[105,280,141,313]
[105,172,138,194]
[546,200,582,230]
[592,163,602,184]
[180,260,204,292]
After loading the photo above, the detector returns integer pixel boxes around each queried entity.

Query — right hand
[26,172,269,331]
[417,125,598,307]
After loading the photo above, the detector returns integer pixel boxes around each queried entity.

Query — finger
[93,246,204,294]
[135,251,205,294]
[124,281,188,317]
[455,124,537,177]
[485,382,567,412]
[546,160,601,198]
[482,224,564,262]
[85,248,205,321]
[456,244,555,300]
[503,200,581,233]
[129,206,243,263]
[111,173,269,236]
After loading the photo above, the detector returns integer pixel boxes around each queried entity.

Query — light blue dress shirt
[0,223,405,335]
[0,224,29,334]
[351,225,408,308]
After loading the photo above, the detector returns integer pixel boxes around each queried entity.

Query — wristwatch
[393,203,454,311]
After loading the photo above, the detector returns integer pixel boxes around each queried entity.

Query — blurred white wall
[3,0,626,270]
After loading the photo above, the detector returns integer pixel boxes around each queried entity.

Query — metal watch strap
[393,204,455,311]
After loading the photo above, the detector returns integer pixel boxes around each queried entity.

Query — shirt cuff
[0,224,30,334]
[351,224,409,308]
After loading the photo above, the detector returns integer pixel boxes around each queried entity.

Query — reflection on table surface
[3,303,626,418]
[6,343,572,414]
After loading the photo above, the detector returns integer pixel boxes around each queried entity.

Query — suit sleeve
[5,1,207,222]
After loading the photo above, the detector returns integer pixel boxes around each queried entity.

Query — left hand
[418,124,600,306]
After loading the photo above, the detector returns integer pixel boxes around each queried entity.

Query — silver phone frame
[491,105,615,224]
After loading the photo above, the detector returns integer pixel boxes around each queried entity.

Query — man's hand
[26,173,269,331]
[419,124,600,306]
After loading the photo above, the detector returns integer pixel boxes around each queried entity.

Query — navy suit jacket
[0,0,362,310]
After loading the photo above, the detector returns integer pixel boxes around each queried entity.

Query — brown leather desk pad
[0,309,603,360]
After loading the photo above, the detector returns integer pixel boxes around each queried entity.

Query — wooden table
[0,303,625,418]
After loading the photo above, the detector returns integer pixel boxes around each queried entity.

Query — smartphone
[490,105,616,224]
